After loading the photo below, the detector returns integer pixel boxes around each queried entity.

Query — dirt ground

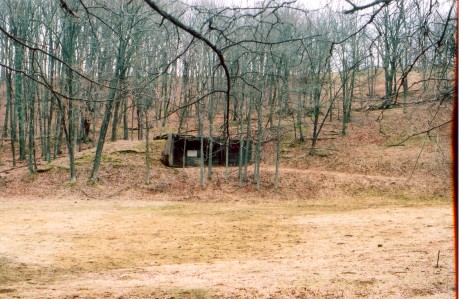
[0,196,455,299]
[0,102,456,298]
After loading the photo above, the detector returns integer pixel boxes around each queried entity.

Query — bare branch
[388,120,453,147]
[143,0,232,139]
[344,0,394,14]
[59,0,79,18]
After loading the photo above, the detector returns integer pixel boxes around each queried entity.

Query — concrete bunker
[161,133,253,168]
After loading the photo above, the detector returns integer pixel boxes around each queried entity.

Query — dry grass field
[0,198,455,298]
[0,101,455,298]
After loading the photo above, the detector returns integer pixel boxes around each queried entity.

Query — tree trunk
[145,110,150,185]
[13,29,26,160]
[208,61,215,181]
[274,81,283,189]
[243,93,253,183]
[254,94,262,189]
[62,18,78,183]
[197,101,205,187]
[90,35,127,182]
[6,71,16,167]
[111,76,126,141]
[177,60,189,134]
[123,97,129,140]
[26,75,37,174]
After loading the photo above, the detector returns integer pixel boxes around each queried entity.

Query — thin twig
[406,139,426,183]
[389,120,452,147]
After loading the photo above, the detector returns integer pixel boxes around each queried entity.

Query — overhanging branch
[143,0,232,140]
[344,0,394,14]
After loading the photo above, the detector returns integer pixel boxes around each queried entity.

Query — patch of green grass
[351,188,451,207]
[114,204,184,212]
[151,287,209,299]
[283,203,341,212]
[385,131,436,147]
[315,148,331,157]
[86,178,97,186]
[355,278,377,286]
[112,150,142,156]
[102,154,122,164]
[21,172,37,182]
[135,140,166,153]
[47,163,71,171]
[393,194,452,205]
[75,154,123,167]
[56,203,305,270]
[62,181,76,188]
[75,155,92,166]
[0,257,60,285]
[112,163,124,169]
[288,140,305,148]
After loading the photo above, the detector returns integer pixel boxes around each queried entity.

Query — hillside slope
[0,102,453,203]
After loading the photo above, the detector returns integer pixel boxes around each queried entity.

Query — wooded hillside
[0,0,455,188]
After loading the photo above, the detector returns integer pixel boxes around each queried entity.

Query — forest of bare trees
[0,0,456,187]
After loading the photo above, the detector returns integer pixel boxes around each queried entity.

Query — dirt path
[260,165,409,182]
[0,198,455,298]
